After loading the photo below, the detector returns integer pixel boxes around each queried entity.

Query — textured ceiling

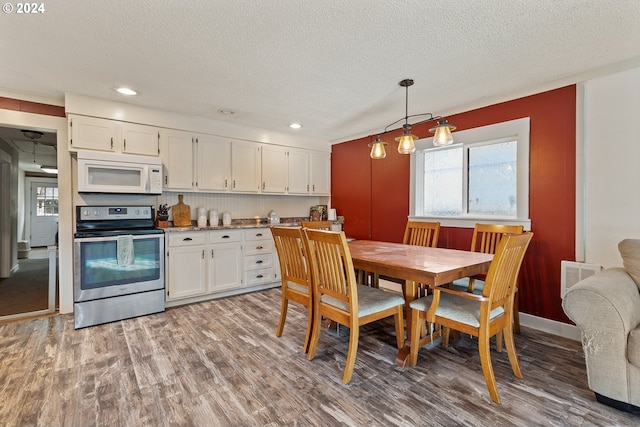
[2,0,640,145]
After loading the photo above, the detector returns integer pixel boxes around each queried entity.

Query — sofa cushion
[628,325,640,367]
[618,239,640,291]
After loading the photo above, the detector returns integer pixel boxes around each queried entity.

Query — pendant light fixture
[369,79,457,159]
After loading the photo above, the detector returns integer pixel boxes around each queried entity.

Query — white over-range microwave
[76,150,163,194]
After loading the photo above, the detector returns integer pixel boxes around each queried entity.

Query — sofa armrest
[562,267,640,402]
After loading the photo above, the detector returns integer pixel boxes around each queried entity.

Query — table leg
[395,280,418,367]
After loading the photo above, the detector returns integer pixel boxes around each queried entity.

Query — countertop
[160,216,343,233]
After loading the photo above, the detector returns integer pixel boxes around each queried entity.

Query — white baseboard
[520,312,581,341]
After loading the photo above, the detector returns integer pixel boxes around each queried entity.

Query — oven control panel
[78,205,153,221]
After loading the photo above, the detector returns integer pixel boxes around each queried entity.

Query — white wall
[582,66,640,268]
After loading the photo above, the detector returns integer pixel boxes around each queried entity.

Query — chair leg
[496,331,503,353]
[409,309,422,366]
[342,323,360,383]
[307,307,323,361]
[513,291,521,334]
[478,329,500,404]
[302,304,313,354]
[276,297,288,337]
[443,327,451,347]
[503,326,523,379]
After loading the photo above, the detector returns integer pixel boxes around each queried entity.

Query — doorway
[0,127,59,320]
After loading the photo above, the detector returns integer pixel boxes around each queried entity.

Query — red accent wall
[331,85,576,323]
[0,97,65,117]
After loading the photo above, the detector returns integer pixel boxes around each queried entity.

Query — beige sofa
[562,239,640,413]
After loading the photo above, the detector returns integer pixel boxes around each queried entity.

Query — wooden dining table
[347,240,494,366]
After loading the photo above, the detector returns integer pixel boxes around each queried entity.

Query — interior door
[30,182,58,247]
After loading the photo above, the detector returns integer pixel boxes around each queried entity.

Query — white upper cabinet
[68,114,159,156]
[310,152,331,195]
[160,129,194,190]
[196,135,231,192]
[261,145,288,194]
[231,141,261,193]
[287,149,310,194]
[68,115,119,152]
[121,122,160,156]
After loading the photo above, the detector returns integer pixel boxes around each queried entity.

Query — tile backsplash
[158,192,327,221]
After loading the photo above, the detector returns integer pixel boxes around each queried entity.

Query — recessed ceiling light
[218,109,235,115]
[115,87,138,96]
[289,123,302,129]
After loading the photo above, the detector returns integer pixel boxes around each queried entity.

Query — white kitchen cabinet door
[121,122,160,156]
[209,243,243,292]
[69,115,119,152]
[166,245,207,300]
[160,129,194,190]
[310,152,331,195]
[231,141,261,193]
[196,135,231,191]
[288,149,310,194]
[261,145,288,193]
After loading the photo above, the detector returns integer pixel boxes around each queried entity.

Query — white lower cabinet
[243,229,277,287]
[165,232,207,300]
[165,228,278,307]
[208,230,242,293]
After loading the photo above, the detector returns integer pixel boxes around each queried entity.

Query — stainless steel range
[73,205,165,329]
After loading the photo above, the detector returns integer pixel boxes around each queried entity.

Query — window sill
[409,216,532,230]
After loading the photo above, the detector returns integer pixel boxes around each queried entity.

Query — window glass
[36,185,59,217]
[468,140,517,216]
[423,147,463,216]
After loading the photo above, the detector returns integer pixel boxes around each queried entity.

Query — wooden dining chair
[301,220,332,230]
[409,232,534,403]
[271,226,313,353]
[452,223,525,333]
[302,228,405,384]
[403,220,440,247]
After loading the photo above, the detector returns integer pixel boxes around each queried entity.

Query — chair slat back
[482,232,533,303]
[403,221,440,247]
[471,223,524,254]
[271,226,309,288]
[301,220,332,230]
[303,229,356,307]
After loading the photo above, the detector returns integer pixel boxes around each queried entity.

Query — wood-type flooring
[0,288,637,426]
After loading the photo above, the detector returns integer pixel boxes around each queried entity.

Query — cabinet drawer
[244,254,273,271]
[244,229,271,241]
[244,268,275,287]
[244,240,273,256]
[209,230,243,244]
[168,232,206,247]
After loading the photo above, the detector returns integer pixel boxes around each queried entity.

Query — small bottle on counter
[222,211,232,226]
[209,209,219,226]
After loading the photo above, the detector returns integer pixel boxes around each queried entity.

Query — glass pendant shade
[395,129,418,154]
[429,120,457,146]
[368,137,388,159]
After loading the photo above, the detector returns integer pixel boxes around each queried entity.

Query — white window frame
[410,117,531,229]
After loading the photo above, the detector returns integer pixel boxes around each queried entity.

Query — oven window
[79,237,161,290]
